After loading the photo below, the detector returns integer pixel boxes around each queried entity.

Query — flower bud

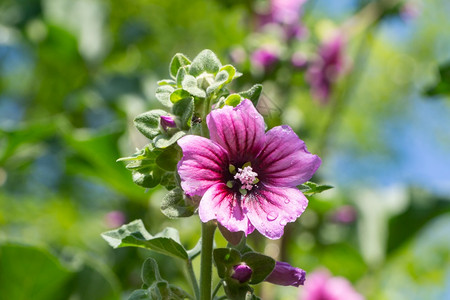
[231,263,253,283]
[160,115,176,132]
[264,261,305,287]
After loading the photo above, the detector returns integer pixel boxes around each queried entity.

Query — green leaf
[155,146,180,171]
[176,66,189,88]
[101,220,189,260]
[206,65,236,95]
[170,89,192,104]
[156,85,175,107]
[298,181,333,196]
[187,239,202,260]
[425,62,450,97]
[0,243,73,300]
[128,289,151,300]
[169,53,191,79]
[154,131,186,148]
[141,258,163,286]
[223,281,254,300]
[134,110,167,139]
[239,84,263,107]
[159,171,177,190]
[172,97,194,129]
[189,49,222,76]
[157,79,177,86]
[241,252,275,284]
[160,188,195,219]
[225,94,242,107]
[132,168,161,188]
[181,75,206,98]
[213,248,241,279]
[206,73,227,95]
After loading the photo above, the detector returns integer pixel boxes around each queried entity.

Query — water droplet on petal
[279,219,287,226]
[284,199,290,204]
[267,211,278,221]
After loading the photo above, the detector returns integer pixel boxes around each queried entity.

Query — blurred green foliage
[1,0,449,299]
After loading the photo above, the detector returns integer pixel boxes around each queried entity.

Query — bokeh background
[1,0,449,299]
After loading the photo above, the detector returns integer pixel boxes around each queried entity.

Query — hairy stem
[187,259,200,300]
[200,221,217,300]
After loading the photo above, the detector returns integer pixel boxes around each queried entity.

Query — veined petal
[257,125,321,186]
[199,183,254,235]
[244,185,308,239]
[207,99,265,163]
[177,135,228,196]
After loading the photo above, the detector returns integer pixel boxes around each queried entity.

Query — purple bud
[265,261,306,287]
[231,264,253,283]
[160,115,176,131]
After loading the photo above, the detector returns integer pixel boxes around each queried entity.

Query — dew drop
[284,199,290,204]
[266,211,278,221]
[279,219,287,226]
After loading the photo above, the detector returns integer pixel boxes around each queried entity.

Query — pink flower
[302,269,364,300]
[251,48,279,70]
[177,99,321,239]
[265,261,306,287]
[104,211,126,228]
[307,34,346,103]
[271,0,307,25]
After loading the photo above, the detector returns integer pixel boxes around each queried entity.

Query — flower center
[234,166,258,191]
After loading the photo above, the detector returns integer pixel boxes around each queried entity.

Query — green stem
[187,259,200,300]
[202,96,212,138]
[200,221,217,300]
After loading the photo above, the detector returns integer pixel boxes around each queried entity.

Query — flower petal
[244,185,308,239]
[199,183,254,235]
[207,99,265,164]
[177,135,228,196]
[256,125,321,186]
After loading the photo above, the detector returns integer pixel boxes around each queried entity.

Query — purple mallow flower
[251,48,279,70]
[160,115,177,131]
[265,261,306,287]
[231,264,253,283]
[270,0,307,26]
[177,99,321,239]
[301,269,364,300]
[306,34,346,103]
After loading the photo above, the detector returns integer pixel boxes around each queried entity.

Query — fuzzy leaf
[172,97,194,129]
[160,188,195,219]
[101,220,188,260]
[225,94,242,107]
[141,258,163,286]
[181,75,206,98]
[298,181,333,196]
[155,146,180,171]
[239,84,263,106]
[134,110,167,139]
[169,53,191,79]
[241,252,275,284]
[155,85,175,107]
[154,131,186,148]
[128,289,150,300]
[213,248,241,279]
[170,89,191,104]
[189,49,221,76]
